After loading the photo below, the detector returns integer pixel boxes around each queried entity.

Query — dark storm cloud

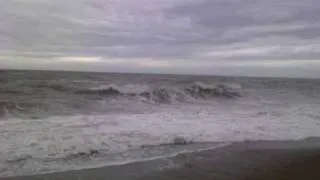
[104,0,320,60]
[162,0,320,60]
[1,0,320,77]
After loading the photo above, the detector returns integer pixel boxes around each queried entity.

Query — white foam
[1,98,320,176]
[89,84,151,94]
[1,102,320,158]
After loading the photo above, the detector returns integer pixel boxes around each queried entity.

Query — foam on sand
[2,139,320,180]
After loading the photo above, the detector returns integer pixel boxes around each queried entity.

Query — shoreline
[2,139,320,180]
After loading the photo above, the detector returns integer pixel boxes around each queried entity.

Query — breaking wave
[0,101,43,118]
[1,80,243,104]
[75,82,243,103]
[0,82,243,118]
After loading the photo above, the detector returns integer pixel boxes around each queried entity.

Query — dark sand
[2,139,320,180]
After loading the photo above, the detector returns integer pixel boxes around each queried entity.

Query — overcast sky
[0,0,320,77]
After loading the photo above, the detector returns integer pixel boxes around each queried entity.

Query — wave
[1,140,229,177]
[0,101,43,118]
[6,155,33,164]
[0,82,243,119]
[75,85,123,96]
[0,81,72,94]
[32,81,71,92]
[63,149,100,161]
[75,82,243,103]
[1,79,242,102]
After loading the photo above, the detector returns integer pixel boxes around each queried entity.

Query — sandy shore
[2,138,320,180]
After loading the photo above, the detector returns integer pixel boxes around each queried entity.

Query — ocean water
[1,70,320,177]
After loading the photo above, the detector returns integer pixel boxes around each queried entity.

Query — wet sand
[2,139,320,180]
[140,139,320,180]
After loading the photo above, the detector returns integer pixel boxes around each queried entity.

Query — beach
[2,139,320,180]
[2,0,320,178]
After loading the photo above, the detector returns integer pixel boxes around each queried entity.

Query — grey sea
[1,70,320,179]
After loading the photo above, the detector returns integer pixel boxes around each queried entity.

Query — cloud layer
[1,0,320,77]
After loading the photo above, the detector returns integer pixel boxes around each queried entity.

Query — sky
[0,0,320,77]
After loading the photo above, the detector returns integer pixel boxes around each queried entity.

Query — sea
[1,70,320,177]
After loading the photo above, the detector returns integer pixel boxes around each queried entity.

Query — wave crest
[33,81,71,92]
[186,82,242,98]
[76,85,122,96]
[76,82,243,103]
[0,101,43,118]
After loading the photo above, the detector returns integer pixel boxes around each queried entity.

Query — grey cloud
[102,0,320,60]
[1,0,320,77]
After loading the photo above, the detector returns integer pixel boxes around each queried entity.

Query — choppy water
[1,70,320,177]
